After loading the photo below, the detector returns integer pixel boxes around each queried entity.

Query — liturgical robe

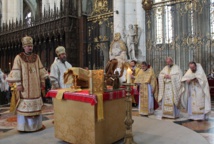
[50,58,72,89]
[181,63,211,120]
[7,52,48,131]
[135,66,158,115]
[158,64,184,118]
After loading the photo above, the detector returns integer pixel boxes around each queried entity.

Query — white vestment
[158,65,184,118]
[1,75,9,92]
[17,114,42,131]
[50,58,72,89]
[181,63,211,120]
[0,70,3,89]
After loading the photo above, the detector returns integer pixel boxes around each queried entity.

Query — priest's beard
[191,69,197,73]
[60,59,66,63]
[168,64,173,68]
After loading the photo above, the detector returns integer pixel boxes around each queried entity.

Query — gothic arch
[24,0,37,18]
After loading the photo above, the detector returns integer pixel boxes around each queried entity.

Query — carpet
[0,104,54,133]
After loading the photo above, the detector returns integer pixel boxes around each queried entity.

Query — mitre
[21,36,33,46]
[55,46,66,56]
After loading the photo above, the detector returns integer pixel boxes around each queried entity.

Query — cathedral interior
[1,0,214,144]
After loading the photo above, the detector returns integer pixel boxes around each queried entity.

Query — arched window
[156,7,163,44]
[155,0,173,44]
[165,6,173,43]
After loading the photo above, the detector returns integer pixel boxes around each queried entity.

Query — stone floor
[0,102,214,143]
[132,101,214,144]
[0,116,209,144]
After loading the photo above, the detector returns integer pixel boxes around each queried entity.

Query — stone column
[16,0,23,21]
[136,0,146,62]
[7,0,16,22]
[2,0,7,23]
[54,0,61,10]
[113,0,125,35]
[125,0,136,28]
[42,0,49,13]
[46,0,62,11]
[2,0,23,23]
[49,0,57,10]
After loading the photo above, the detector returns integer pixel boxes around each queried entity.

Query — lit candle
[127,68,132,83]
[89,70,93,94]
[9,62,11,71]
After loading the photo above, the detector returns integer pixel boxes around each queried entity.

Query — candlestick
[9,62,11,71]
[123,83,137,144]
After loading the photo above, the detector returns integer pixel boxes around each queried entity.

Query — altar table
[46,89,126,144]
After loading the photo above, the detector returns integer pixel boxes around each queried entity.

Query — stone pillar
[16,0,23,21]
[2,0,7,23]
[42,0,61,14]
[2,0,23,23]
[113,0,125,35]
[125,0,136,28]
[49,0,54,10]
[49,0,59,10]
[136,0,146,62]
[7,0,16,22]
[42,0,49,13]
[6,0,16,22]
[54,0,61,10]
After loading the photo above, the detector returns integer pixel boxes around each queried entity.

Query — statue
[123,24,139,61]
[109,33,127,68]
[142,0,153,11]
[86,0,93,15]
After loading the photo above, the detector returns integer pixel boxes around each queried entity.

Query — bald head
[166,57,173,67]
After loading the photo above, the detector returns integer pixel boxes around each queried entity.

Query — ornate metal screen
[146,0,214,75]
[86,0,113,69]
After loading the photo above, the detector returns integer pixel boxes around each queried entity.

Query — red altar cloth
[120,86,139,104]
[46,89,126,106]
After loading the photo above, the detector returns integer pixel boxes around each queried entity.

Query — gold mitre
[21,36,33,46]
[55,46,66,56]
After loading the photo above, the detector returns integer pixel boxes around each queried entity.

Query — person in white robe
[1,72,10,103]
[158,57,184,119]
[1,73,9,92]
[0,70,9,104]
[181,62,211,120]
[0,69,3,88]
[50,46,72,89]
